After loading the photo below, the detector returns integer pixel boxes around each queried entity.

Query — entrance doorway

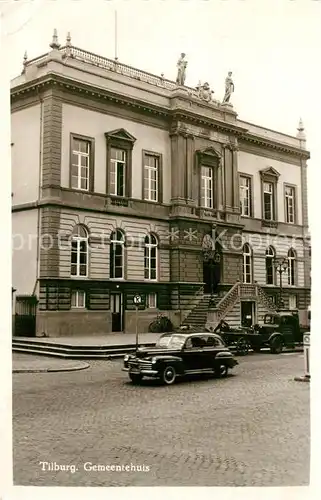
[110,293,123,332]
[241,301,256,327]
[202,243,222,295]
[203,259,221,294]
[14,295,37,336]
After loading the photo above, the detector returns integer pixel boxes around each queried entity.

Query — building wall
[12,209,39,295]
[59,208,170,281]
[11,104,41,205]
[238,151,302,225]
[243,232,305,288]
[61,104,171,202]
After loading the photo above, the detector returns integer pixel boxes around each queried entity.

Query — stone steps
[12,339,157,359]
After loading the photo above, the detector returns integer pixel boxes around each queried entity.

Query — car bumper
[122,367,159,376]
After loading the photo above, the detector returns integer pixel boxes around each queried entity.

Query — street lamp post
[274,257,289,309]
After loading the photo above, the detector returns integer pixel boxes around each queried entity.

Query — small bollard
[294,331,310,382]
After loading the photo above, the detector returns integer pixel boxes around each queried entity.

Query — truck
[214,310,309,355]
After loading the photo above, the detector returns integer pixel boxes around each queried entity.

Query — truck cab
[252,310,304,353]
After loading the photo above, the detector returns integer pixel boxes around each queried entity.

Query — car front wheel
[162,365,176,385]
[215,364,228,378]
[129,373,143,384]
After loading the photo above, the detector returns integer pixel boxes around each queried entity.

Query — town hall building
[11,31,311,336]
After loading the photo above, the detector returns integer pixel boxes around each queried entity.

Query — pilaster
[41,87,62,191]
[222,145,233,210]
[39,206,61,278]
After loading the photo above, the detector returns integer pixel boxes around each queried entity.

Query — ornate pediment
[104,128,136,143]
[260,166,280,179]
[198,146,221,158]
[197,146,221,167]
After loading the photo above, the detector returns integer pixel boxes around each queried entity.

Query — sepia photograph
[1,0,320,496]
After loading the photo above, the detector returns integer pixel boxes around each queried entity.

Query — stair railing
[215,281,241,323]
[255,282,278,312]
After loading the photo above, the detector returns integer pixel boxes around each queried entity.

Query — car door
[202,335,223,368]
[181,336,206,373]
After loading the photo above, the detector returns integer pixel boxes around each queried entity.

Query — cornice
[11,73,310,159]
[10,74,247,139]
[170,110,247,138]
[239,134,310,159]
[11,73,170,120]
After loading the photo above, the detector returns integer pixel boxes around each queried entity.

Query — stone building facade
[11,33,311,336]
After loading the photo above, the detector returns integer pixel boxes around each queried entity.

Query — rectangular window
[147,293,157,309]
[288,294,297,310]
[285,186,295,224]
[71,138,91,191]
[240,176,252,217]
[71,239,88,277]
[201,166,213,208]
[243,256,252,284]
[144,154,159,202]
[71,290,86,308]
[266,261,275,285]
[110,148,126,197]
[263,182,274,220]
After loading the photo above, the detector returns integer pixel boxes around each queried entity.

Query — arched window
[144,233,158,280]
[265,246,275,285]
[110,230,125,279]
[287,248,296,286]
[242,243,252,284]
[71,225,88,277]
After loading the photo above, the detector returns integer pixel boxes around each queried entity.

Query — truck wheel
[236,337,249,355]
[270,336,283,354]
[129,373,143,384]
[215,364,228,378]
[162,365,176,385]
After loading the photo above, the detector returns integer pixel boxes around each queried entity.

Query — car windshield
[156,335,186,349]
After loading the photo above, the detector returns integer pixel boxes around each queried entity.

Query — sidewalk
[12,354,90,373]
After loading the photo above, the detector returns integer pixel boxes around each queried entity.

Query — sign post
[303,332,310,379]
[294,331,310,382]
[133,294,142,352]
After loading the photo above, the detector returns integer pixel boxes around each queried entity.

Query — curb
[13,362,90,374]
[294,375,310,383]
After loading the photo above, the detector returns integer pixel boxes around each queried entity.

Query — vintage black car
[122,332,238,385]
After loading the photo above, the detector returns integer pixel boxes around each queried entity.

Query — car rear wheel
[129,373,143,384]
[162,365,176,385]
[270,336,283,354]
[215,364,228,378]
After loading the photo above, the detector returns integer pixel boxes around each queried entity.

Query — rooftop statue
[222,71,234,104]
[176,53,187,86]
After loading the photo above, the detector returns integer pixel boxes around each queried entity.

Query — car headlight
[124,354,129,362]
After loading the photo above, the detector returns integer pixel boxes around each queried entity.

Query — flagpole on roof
[114,10,118,61]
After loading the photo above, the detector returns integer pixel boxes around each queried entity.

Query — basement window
[71,290,86,309]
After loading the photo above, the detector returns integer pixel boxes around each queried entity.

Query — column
[186,134,195,203]
[232,146,240,211]
[223,146,233,210]
[170,132,187,202]
[216,161,223,211]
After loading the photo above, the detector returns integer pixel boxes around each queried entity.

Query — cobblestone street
[12,352,310,487]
